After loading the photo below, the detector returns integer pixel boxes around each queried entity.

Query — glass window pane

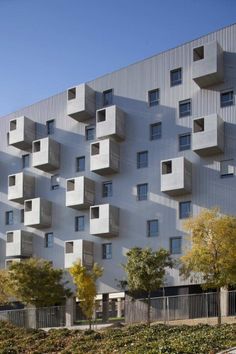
[137,183,148,201]
[170,237,182,254]
[179,201,191,219]
[179,133,191,151]
[148,220,158,237]
[86,126,95,141]
[137,151,148,168]
[102,181,112,197]
[76,156,85,172]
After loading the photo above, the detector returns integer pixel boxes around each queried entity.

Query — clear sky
[0,0,235,116]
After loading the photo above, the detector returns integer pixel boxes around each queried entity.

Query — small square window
[25,200,32,212]
[76,156,85,172]
[20,209,24,223]
[91,207,99,219]
[102,243,112,259]
[103,89,113,106]
[65,241,74,254]
[10,120,17,131]
[8,175,16,187]
[148,89,160,107]
[220,90,234,108]
[194,118,205,133]
[102,181,112,197]
[147,220,159,237]
[7,232,14,243]
[97,109,106,122]
[179,133,191,151]
[170,68,182,86]
[150,122,162,140]
[220,159,234,178]
[170,237,182,255]
[179,201,191,219]
[75,216,85,232]
[162,161,172,174]
[193,46,204,61]
[33,141,41,152]
[46,119,55,135]
[45,233,54,248]
[86,126,95,141]
[5,211,13,225]
[137,151,148,169]
[179,99,191,118]
[68,88,76,100]
[51,174,60,190]
[137,183,148,201]
[22,154,30,168]
[67,179,75,192]
[91,143,100,155]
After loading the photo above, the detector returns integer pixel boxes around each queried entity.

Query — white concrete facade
[1,24,236,297]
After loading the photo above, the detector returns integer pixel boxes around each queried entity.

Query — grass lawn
[0,320,235,353]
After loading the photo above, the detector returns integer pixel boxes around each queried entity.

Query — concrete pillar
[65,297,75,327]
[102,294,109,322]
[117,298,122,318]
[27,306,37,329]
[220,287,229,317]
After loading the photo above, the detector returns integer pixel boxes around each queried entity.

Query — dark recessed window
[20,209,24,223]
[51,174,60,190]
[162,161,172,174]
[68,88,76,100]
[46,119,55,135]
[103,89,113,106]
[5,211,13,225]
[102,243,112,259]
[137,183,148,201]
[75,216,85,232]
[179,133,191,151]
[86,125,95,141]
[137,151,148,169]
[148,89,160,107]
[193,46,204,61]
[102,181,113,198]
[179,201,191,219]
[22,154,30,168]
[179,99,191,118]
[220,90,234,108]
[147,220,159,237]
[170,237,182,255]
[194,118,205,133]
[220,159,234,178]
[170,68,182,86]
[150,122,162,140]
[45,233,54,248]
[65,241,74,254]
[7,232,14,243]
[76,156,85,172]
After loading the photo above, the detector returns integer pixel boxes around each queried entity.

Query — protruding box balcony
[192,114,224,156]
[5,258,22,268]
[161,157,192,196]
[8,116,36,151]
[67,84,95,122]
[8,172,35,204]
[90,204,119,237]
[6,230,33,258]
[32,137,60,172]
[192,40,224,88]
[64,240,94,269]
[66,176,95,210]
[96,105,125,141]
[90,139,120,175]
[24,198,52,229]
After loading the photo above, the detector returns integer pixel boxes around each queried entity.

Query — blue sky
[0,0,235,116]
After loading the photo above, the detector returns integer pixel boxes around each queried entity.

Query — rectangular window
[45,233,54,248]
[51,174,60,190]
[170,68,182,86]
[179,99,191,118]
[147,220,159,237]
[102,181,113,197]
[137,183,148,201]
[103,89,113,106]
[194,118,204,133]
[179,201,191,219]
[22,154,30,168]
[102,243,112,259]
[86,125,95,141]
[21,209,24,223]
[179,133,191,151]
[162,160,172,174]
[5,211,13,225]
[193,46,204,61]
[7,232,14,243]
[46,119,55,135]
[76,156,85,172]
[220,159,234,178]
[170,237,182,255]
[220,90,234,107]
[148,89,160,107]
[137,151,148,169]
[91,207,99,219]
[75,216,85,232]
[150,122,162,140]
[65,241,74,254]
[68,88,76,100]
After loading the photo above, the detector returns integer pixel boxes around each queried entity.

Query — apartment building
[1,24,236,304]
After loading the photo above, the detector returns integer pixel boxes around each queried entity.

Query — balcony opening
[194,118,205,133]
[65,241,74,254]
[91,207,99,219]
[162,161,172,174]
[7,232,14,243]
[193,46,204,61]
[67,179,75,192]
[5,260,14,268]
[10,120,17,131]
[68,87,76,100]
[91,143,100,156]
[25,200,32,212]
[97,109,106,122]
[9,175,16,187]
[33,140,41,152]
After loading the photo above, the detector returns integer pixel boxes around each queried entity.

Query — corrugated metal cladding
[0,24,236,294]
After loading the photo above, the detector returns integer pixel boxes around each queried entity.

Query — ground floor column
[65,297,76,327]
[220,287,229,318]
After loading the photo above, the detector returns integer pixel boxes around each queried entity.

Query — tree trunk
[89,318,92,330]
[147,292,151,326]
[216,287,221,325]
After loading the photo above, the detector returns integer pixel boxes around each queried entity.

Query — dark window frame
[102,181,113,198]
[147,219,159,237]
[102,243,112,259]
[103,89,113,107]
[148,89,160,107]
[137,151,148,169]
[170,68,182,87]
[179,99,191,118]
[179,201,191,219]
[170,237,182,255]
[75,216,85,232]
[76,156,85,172]
[179,133,191,151]
[137,183,148,201]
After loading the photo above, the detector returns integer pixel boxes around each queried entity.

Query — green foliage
[8,258,71,307]
[0,270,11,305]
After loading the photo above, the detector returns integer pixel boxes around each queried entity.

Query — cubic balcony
[90,204,119,238]
[6,230,33,258]
[90,139,120,175]
[67,83,95,122]
[192,40,224,88]
[161,157,192,196]
[66,176,95,210]
[8,172,35,204]
[96,105,125,141]
[64,240,94,269]
[192,114,224,156]
[5,258,22,268]
[32,137,60,172]
[24,198,52,229]
[8,116,36,151]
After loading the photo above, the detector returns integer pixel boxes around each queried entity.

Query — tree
[180,208,236,325]
[69,260,103,329]
[8,258,71,307]
[0,269,11,304]
[122,247,173,325]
